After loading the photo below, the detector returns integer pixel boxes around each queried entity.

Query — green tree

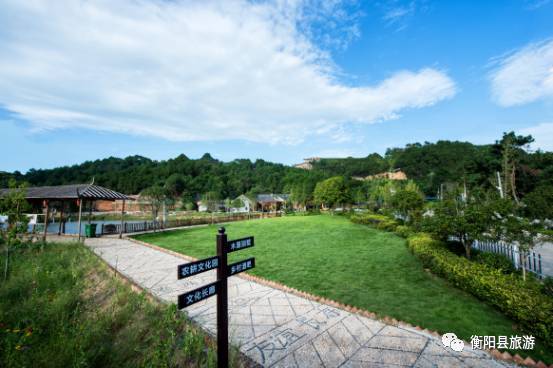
[313,176,351,209]
[141,185,169,227]
[366,179,396,211]
[231,197,245,209]
[424,196,492,259]
[202,191,221,212]
[489,203,552,280]
[164,173,187,198]
[223,198,232,212]
[522,185,553,220]
[495,132,534,202]
[179,190,195,211]
[0,180,30,280]
[0,180,30,246]
[390,189,424,222]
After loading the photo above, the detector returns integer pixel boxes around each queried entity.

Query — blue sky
[1,0,553,172]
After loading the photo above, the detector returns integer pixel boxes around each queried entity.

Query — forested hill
[2,135,552,198]
[0,153,298,199]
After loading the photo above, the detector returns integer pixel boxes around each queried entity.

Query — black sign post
[176,227,254,368]
[177,256,219,279]
[228,257,255,276]
[178,281,219,309]
[216,227,229,368]
[227,236,254,252]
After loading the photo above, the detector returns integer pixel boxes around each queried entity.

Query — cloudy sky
[1,0,552,171]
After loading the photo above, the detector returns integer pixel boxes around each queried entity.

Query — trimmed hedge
[350,213,417,238]
[394,225,414,238]
[350,213,399,232]
[350,213,553,348]
[407,233,553,348]
[475,252,516,274]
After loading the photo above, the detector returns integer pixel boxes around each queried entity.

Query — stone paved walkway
[84,237,516,368]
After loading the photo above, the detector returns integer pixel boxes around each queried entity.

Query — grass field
[0,242,247,368]
[135,215,553,362]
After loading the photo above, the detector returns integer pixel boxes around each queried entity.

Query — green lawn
[135,215,553,362]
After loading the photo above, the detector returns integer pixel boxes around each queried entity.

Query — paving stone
[81,236,517,368]
[270,352,300,368]
[340,315,378,346]
[340,361,392,368]
[367,334,428,353]
[311,331,347,367]
[414,354,466,368]
[325,320,361,358]
[421,341,456,356]
[350,347,420,366]
[459,357,515,368]
[285,342,325,368]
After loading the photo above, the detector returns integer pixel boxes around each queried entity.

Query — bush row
[350,213,415,238]
[350,213,400,232]
[350,212,553,348]
[408,233,553,348]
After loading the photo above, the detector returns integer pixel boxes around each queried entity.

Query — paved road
[83,236,516,368]
[534,242,553,278]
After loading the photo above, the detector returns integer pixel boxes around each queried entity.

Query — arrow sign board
[227,236,254,253]
[176,229,255,367]
[177,256,219,280]
[228,257,255,276]
[178,281,219,308]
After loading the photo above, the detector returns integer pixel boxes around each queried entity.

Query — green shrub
[543,277,553,298]
[407,233,553,348]
[475,252,516,274]
[350,213,399,231]
[394,225,413,238]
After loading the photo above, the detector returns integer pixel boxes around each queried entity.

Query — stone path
[84,236,516,368]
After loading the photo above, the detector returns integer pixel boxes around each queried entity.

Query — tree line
[1,132,552,218]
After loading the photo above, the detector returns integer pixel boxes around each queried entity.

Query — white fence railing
[472,240,543,279]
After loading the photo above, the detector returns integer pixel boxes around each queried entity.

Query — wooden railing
[100,212,282,235]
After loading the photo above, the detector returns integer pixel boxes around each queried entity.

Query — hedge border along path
[350,213,553,366]
[124,235,549,368]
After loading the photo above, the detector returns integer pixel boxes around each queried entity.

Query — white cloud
[383,5,414,24]
[490,39,553,107]
[380,1,430,32]
[519,122,553,152]
[0,0,456,145]
[525,0,552,10]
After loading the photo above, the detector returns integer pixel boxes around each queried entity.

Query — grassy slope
[136,215,553,362]
[0,242,246,368]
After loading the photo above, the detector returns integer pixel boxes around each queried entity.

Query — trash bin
[84,223,97,238]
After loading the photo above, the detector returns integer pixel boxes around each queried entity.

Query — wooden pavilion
[0,184,132,241]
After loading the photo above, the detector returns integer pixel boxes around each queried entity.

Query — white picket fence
[472,239,544,279]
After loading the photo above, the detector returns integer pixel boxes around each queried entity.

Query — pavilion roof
[0,184,132,201]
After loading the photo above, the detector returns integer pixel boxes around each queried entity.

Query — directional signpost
[177,256,219,279]
[227,236,254,252]
[176,227,255,368]
[228,257,255,276]
[178,281,219,309]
